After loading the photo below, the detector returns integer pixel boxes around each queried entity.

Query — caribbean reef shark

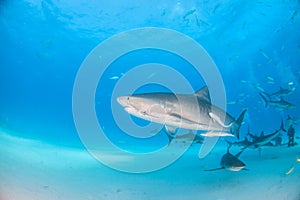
[117,86,247,139]
[259,93,295,110]
[246,119,286,148]
[265,87,294,99]
[204,147,247,172]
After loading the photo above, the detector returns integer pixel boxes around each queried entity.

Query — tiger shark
[117,86,246,139]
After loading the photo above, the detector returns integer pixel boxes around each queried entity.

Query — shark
[226,128,254,148]
[265,87,294,99]
[259,93,295,110]
[204,147,247,172]
[117,86,247,139]
[247,119,286,148]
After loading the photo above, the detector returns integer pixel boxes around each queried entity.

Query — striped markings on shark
[117,86,247,139]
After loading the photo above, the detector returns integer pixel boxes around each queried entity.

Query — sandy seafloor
[1,128,300,200]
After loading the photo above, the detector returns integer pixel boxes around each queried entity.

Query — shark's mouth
[124,105,158,119]
[228,166,245,172]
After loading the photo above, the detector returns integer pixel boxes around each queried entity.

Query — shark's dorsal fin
[195,86,211,103]
[235,149,245,158]
[245,137,250,143]
[249,133,259,140]
[260,131,264,137]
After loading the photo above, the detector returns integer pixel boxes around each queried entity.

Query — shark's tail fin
[231,109,247,139]
[224,139,233,147]
[226,142,233,153]
[280,118,287,132]
[259,92,269,108]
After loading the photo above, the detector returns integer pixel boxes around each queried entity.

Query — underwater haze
[1,0,300,199]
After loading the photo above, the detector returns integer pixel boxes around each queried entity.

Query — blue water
[1,1,300,199]
[1,1,300,153]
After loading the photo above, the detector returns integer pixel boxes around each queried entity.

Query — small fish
[259,48,269,59]
[290,10,298,21]
[212,3,221,14]
[109,76,119,80]
[195,15,201,27]
[252,83,265,92]
[227,101,236,105]
[265,75,274,81]
[267,59,273,64]
[147,72,156,79]
[240,80,248,84]
[297,157,300,163]
[228,55,240,61]
[183,8,197,20]
[161,8,166,16]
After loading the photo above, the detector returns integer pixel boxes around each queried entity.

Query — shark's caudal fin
[259,93,269,108]
[231,109,247,139]
[280,118,286,132]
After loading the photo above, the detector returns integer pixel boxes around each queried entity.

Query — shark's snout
[117,96,130,107]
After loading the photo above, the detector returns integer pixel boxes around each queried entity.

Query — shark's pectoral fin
[165,125,178,135]
[204,167,225,171]
[209,112,233,128]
